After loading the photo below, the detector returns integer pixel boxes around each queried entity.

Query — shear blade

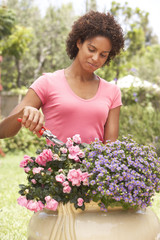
[43,130,63,145]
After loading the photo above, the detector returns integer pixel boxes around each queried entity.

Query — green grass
[0,152,160,240]
[0,152,32,240]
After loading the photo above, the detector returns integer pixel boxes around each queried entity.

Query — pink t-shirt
[30,69,122,144]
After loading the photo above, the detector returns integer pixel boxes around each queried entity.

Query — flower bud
[24,189,29,194]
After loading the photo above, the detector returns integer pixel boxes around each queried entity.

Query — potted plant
[18,135,160,240]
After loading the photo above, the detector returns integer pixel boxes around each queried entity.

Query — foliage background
[0,0,160,89]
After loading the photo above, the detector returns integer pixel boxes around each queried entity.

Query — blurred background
[0,0,160,155]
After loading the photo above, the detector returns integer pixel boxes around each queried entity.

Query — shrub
[119,105,160,155]
[121,86,160,109]
[2,128,46,153]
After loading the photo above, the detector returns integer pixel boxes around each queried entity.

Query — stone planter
[28,202,160,240]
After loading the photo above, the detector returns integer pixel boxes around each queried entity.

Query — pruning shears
[17,118,64,146]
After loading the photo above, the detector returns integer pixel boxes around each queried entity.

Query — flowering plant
[18,134,90,212]
[17,134,160,212]
[83,136,160,211]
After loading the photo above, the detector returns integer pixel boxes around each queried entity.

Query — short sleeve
[110,85,122,109]
[30,74,48,105]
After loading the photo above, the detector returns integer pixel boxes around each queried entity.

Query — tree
[0,6,15,41]
[89,0,97,11]
[2,25,33,87]
[1,1,75,89]
[110,1,158,52]
[33,3,75,79]
[132,45,160,84]
[6,0,40,27]
[97,1,158,81]
[1,0,41,89]
[0,6,15,88]
[0,5,15,121]
[85,0,97,12]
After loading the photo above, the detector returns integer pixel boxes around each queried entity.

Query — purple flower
[128,184,134,191]
[130,68,137,73]
[133,92,137,97]
[90,180,96,185]
[114,78,118,83]
[92,190,97,195]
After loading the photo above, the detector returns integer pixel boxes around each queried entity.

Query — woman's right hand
[20,106,44,137]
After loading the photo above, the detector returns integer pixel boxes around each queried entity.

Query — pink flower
[69,145,80,155]
[27,200,37,211]
[45,198,58,211]
[48,168,52,172]
[73,134,81,144]
[17,196,28,207]
[31,179,37,184]
[82,172,91,185]
[77,198,84,207]
[62,181,69,187]
[78,150,85,158]
[67,169,82,186]
[55,173,66,183]
[41,149,53,161]
[45,196,51,202]
[63,185,71,193]
[66,137,73,148]
[35,155,43,165]
[35,149,53,166]
[68,145,81,162]
[81,172,89,181]
[68,155,79,162]
[60,147,68,154]
[83,178,89,186]
[37,201,45,210]
[33,167,44,174]
[24,167,30,173]
[20,155,33,168]
[27,200,44,212]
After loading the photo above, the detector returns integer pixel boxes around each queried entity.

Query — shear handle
[17,118,46,136]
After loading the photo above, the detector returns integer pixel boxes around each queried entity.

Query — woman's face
[76,36,112,72]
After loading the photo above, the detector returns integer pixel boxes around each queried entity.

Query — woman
[0,11,124,144]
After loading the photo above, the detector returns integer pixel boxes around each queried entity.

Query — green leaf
[19,184,26,189]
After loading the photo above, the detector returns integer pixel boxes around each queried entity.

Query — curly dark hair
[66,11,124,65]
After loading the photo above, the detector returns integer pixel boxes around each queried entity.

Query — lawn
[0,152,160,240]
[0,152,33,240]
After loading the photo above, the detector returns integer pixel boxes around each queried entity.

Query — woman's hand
[20,106,44,137]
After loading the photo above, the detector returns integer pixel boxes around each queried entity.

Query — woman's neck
[65,60,97,82]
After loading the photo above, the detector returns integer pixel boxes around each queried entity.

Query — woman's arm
[104,106,121,143]
[0,89,44,139]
